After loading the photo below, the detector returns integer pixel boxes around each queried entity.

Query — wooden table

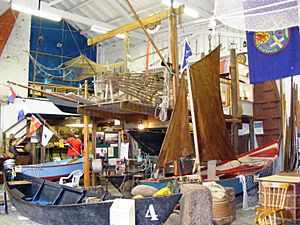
[256,173,300,224]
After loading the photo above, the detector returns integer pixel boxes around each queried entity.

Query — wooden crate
[259,182,300,224]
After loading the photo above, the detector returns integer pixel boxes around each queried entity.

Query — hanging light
[137,121,145,130]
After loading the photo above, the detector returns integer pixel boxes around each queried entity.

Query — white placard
[110,199,135,225]
[108,147,114,157]
[254,121,264,135]
[238,123,250,136]
[108,158,117,166]
[96,147,107,157]
[120,142,129,160]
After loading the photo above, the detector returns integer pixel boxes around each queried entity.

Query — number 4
[145,204,158,221]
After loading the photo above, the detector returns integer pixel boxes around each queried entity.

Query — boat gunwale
[21,161,83,169]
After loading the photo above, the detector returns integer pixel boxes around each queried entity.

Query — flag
[18,109,25,122]
[7,86,17,105]
[29,115,42,136]
[180,38,193,74]
[246,26,300,84]
[41,126,54,147]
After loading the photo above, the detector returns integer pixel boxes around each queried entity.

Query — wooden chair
[253,182,289,225]
[257,210,277,225]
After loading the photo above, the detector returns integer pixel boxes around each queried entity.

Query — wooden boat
[141,47,280,196]
[141,140,279,195]
[20,157,84,181]
[5,173,182,225]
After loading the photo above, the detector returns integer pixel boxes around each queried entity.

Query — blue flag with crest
[246,27,300,84]
[180,38,193,74]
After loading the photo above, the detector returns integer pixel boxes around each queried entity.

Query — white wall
[0,13,31,137]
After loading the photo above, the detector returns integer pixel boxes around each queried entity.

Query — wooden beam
[83,80,90,188]
[7,81,79,103]
[120,101,155,115]
[88,6,184,45]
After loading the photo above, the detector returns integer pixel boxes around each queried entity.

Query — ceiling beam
[108,0,132,21]
[88,5,184,45]
[48,0,65,7]
[69,0,95,12]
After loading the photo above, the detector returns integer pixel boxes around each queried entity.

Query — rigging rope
[154,69,169,121]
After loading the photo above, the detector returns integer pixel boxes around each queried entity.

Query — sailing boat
[140,46,280,195]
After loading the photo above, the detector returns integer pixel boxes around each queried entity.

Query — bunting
[41,126,54,147]
[7,86,17,105]
[29,115,42,136]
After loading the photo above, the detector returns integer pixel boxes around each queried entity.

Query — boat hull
[5,173,181,225]
[141,140,279,195]
[21,158,84,181]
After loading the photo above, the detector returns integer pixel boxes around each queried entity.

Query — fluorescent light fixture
[161,0,199,18]
[11,4,62,22]
[65,124,92,128]
[90,25,109,34]
[116,33,125,39]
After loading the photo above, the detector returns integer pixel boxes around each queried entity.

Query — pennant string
[34,113,81,156]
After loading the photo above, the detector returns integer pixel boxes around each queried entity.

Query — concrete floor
[0,182,295,225]
[0,202,295,225]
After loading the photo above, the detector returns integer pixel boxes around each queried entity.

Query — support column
[84,80,90,188]
[91,121,97,186]
[249,117,255,150]
[230,48,239,154]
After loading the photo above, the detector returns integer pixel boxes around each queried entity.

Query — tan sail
[155,75,194,170]
[155,46,236,170]
[190,46,235,161]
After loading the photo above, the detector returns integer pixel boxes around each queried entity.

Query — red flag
[29,115,42,136]
[7,86,17,105]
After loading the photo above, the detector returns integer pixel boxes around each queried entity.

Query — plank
[255,175,300,183]
[8,180,32,185]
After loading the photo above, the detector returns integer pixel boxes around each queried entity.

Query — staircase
[2,117,29,152]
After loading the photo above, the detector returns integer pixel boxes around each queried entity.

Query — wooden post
[91,121,97,187]
[84,80,90,188]
[31,143,36,164]
[170,0,179,175]
[230,48,239,154]
[41,146,46,163]
[124,32,130,73]
[280,79,286,169]
[249,117,255,150]
[186,69,201,180]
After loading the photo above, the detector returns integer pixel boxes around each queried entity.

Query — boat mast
[186,68,202,180]
[170,0,179,175]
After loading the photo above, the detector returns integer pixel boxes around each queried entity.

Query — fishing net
[63,55,125,81]
[214,0,300,31]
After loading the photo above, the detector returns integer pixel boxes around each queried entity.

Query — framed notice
[254,121,264,135]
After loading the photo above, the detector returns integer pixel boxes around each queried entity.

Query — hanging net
[214,0,300,31]
[63,55,125,81]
